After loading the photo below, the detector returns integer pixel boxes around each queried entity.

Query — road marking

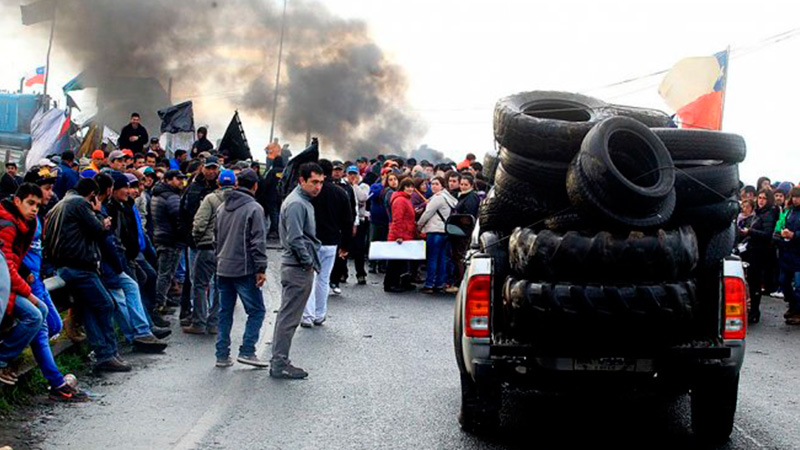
[734,424,765,448]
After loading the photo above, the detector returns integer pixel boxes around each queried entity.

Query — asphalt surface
[20,250,800,449]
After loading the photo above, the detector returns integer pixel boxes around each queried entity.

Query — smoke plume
[5,0,425,159]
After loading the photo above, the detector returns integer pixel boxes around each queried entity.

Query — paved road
[26,251,800,449]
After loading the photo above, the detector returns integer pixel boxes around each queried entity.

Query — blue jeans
[30,274,62,336]
[104,272,152,342]
[57,267,118,364]
[425,233,449,289]
[26,299,66,388]
[0,298,43,368]
[216,274,266,360]
[304,245,337,323]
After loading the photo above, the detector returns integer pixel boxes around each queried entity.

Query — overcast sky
[2,0,799,184]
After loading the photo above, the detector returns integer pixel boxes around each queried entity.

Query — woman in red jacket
[384,179,417,293]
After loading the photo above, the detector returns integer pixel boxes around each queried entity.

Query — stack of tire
[479,91,745,348]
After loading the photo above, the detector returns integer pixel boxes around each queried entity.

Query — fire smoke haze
[2,0,426,159]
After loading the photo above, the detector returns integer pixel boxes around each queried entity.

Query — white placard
[368,240,426,260]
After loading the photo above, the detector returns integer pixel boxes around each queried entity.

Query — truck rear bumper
[468,340,744,393]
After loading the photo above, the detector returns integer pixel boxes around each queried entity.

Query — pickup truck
[453,222,746,443]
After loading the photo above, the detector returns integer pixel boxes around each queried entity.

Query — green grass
[0,343,90,414]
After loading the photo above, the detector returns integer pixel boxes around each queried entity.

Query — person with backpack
[417,176,457,294]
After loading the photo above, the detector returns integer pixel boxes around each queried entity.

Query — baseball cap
[198,151,212,160]
[218,169,236,186]
[111,172,129,190]
[137,166,155,176]
[121,149,134,158]
[109,150,125,161]
[346,165,358,174]
[164,169,187,180]
[150,137,159,143]
[356,157,368,163]
[204,156,219,167]
[91,150,105,159]
[37,158,56,168]
[332,161,344,170]
[23,165,58,185]
[80,169,98,179]
[237,168,259,186]
[125,173,139,186]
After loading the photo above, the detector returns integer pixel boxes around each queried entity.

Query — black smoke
[3,0,425,159]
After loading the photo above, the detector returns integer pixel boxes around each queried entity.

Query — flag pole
[268,0,288,143]
[719,45,731,130]
[43,5,56,100]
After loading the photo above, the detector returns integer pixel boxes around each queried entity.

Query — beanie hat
[777,181,794,195]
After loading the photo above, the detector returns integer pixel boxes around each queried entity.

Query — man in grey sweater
[270,162,324,379]
[214,169,269,368]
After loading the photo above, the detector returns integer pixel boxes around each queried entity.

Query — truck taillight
[465,275,491,338]
[723,276,747,340]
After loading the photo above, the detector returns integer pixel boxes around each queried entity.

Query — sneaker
[132,335,168,353]
[182,325,206,335]
[421,286,436,294]
[0,367,18,386]
[215,357,234,368]
[207,326,218,335]
[152,326,172,339]
[95,358,132,373]
[180,316,192,327]
[384,286,406,293]
[772,291,785,299]
[313,317,326,326]
[300,321,313,328]
[786,315,800,325]
[237,354,269,368]
[330,285,342,296]
[151,312,171,328]
[357,276,367,285]
[49,383,90,402]
[269,364,308,379]
[444,286,460,294]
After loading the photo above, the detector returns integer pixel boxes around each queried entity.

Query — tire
[503,277,697,343]
[483,150,499,184]
[698,223,736,271]
[691,374,740,444]
[459,372,501,434]
[670,197,739,233]
[494,91,611,163]
[497,147,570,191]
[606,105,674,128]
[509,226,699,283]
[653,128,747,163]
[675,164,740,208]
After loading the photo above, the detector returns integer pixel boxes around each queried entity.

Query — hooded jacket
[312,181,353,250]
[0,199,34,316]
[54,162,79,199]
[417,190,457,234]
[43,191,105,272]
[215,188,268,278]
[151,182,185,248]
[180,175,217,247]
[193,187,231,249]
[776,206,800,271]
[388,191,416,241]
[456,189,481,218]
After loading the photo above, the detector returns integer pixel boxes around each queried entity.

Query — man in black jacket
[329,161,357,293]
[190,127,214,159]
[117,112,149,154]
[0,163,23,200]
[43,178,132,372]
[151,170,187,313]
[301,160,353,327]
[263,156,285,238]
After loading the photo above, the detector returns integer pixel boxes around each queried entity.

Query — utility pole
[43,6,56,100]
[268,0,288,143]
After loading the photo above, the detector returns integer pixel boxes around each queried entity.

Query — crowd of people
[0,112,492,395]
[737,178,800,326]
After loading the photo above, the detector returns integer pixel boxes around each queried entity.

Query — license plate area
[573,358,653,372]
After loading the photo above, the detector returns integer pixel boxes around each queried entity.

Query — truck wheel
[459,373,501,434]
[691,374,740,444]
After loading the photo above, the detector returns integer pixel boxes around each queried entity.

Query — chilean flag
[25,66,46,87]
[658,51,728,130]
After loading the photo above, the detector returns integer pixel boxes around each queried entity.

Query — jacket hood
[225,188,256,211]
[153,181,180,197]
[0,199,31,236]
[391,190,411,202]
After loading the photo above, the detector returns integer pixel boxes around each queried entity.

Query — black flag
[157,101,195,134]
[20,0,54,26]
[218,111,252,162]
[280,138,319,198]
